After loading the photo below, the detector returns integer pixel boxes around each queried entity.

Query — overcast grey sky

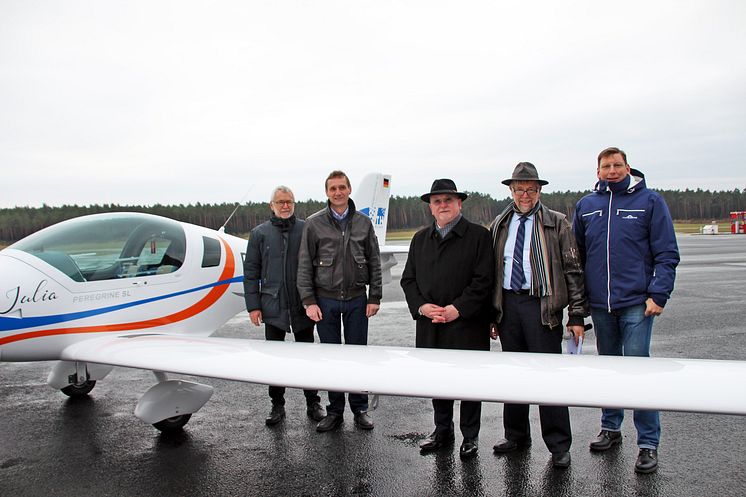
[1,0,744,207]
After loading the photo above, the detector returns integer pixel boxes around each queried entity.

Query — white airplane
[1,173,745,433]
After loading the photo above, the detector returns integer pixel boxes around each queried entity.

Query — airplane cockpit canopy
[10,213,187,282]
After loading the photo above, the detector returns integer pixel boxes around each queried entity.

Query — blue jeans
[316,295,369,415]
[591,304,660,449]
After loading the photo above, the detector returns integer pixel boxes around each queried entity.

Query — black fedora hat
[501,162,549,186]
[420,178,468,202]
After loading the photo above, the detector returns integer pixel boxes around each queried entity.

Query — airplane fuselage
[0,212,247,361]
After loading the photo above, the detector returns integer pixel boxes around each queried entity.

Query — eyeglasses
[512,188,539,196]
[272,200,294,206]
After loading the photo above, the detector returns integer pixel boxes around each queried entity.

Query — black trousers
[433,398,482,440]
[265,323,321,406]
[499,291,571,453]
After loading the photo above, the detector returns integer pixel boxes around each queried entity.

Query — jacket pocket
[615,208,648,242]
[581,209,603,218]
[313,255,334,289]
[261,244,272,281]
[353,254,369,286]
[260,287,280,318]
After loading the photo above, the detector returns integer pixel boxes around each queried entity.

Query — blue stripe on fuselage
[0,276,243,333]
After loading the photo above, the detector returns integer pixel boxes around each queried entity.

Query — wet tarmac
[2,235,746,496]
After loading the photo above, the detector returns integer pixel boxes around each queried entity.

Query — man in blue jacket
[244,186,325,426]
[573,147,679,474]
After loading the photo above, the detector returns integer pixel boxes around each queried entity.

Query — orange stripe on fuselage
[0,238,236,346]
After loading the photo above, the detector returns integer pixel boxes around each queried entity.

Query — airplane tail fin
[353,173,392,244]
[353,173,401,284]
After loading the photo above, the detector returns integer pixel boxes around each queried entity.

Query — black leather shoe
[316,414,343,432]
[492,438,531,453]
[589,430,622,451]
[306,402,325,422]
[552,451,571,468]
[460,438,479,459]
[419,431,455,454]
[354,411,374,430]
[635,448,658,474]
[265,405,285,426]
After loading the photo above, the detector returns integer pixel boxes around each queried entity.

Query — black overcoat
[400,216,494,351]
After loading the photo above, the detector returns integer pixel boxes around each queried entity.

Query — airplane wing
[60,334,746,415]
[378,243,408,283]
[380,244,409,254]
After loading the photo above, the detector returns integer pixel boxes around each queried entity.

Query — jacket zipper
[281,232,292,332]
[606,191,613,313]
[341,224,348,300]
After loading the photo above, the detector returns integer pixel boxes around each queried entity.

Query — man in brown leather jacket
[489,162,588,469]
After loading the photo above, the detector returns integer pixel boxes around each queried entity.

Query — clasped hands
[420,303,460,324]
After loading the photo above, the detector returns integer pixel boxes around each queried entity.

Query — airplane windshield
[10,214,186,282]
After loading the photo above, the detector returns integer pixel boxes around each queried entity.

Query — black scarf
[270,214,296,232]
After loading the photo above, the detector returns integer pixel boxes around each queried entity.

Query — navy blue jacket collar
[595,168,646,194]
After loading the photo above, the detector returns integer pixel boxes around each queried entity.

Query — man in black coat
[401,179,494,459]
[243,186,325,426]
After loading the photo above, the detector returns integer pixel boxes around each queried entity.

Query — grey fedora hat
[502,162,549,186]
[420,178,468,202]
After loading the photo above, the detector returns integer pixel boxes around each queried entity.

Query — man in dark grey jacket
[244,186,325,426]
[297,170,382,432]
[490,162,588,469]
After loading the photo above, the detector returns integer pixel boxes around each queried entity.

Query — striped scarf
[511,202,552,297]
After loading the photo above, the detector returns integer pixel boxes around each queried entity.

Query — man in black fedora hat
[401,178,494,459]
[489,162,588,469]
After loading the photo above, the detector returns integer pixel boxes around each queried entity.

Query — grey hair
[270,185,295,203]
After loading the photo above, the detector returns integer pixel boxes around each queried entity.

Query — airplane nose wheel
[153,413,192,432]
[60,380,96,397]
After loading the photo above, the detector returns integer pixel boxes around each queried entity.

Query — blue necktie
[510,216,528,291]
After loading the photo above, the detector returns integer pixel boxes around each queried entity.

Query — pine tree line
[1,188,744,244]
[388,188,746,230]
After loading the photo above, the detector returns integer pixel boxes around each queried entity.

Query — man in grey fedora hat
[401,178,495,459]
[489,162,589,469]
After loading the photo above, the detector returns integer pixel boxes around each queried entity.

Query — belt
[504,288,530,295]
